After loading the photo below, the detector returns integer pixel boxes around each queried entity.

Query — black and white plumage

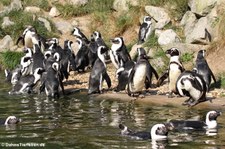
[127,48,151,97]
[87,34,98,68]
[109,37,131,69]
[165,48,185,97]
[119,123,174,140]
[176,70,207,106]
[195,50,216,92]
[20,55,32,76]
[5,66,22,85]
[0,116,21,125]
[64,40,76,71]
[72,27,90,45]
[88,46,111,94]
[138,16,153,45]
[169,110,222,130]
[9,67,45,95]
[31,43,44,74]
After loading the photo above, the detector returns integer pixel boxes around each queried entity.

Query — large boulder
[38,17,52,32]
[0,35,14,51]
[10,0,23,11]
[24,6,41,13]
[55,21,73,34]
[188,0,220,16]
[68,0,88,6]
[157,29,180,45]
[49,6,61,17]
[180,11,197,37]
[113,0,140,12]
[2,17,15,29]
[145,6,171,29]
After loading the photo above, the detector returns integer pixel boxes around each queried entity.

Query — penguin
[5,66,22,85]
[41,62,64,98]
[31,42,44,74]
[176,70,207,106]
[195,50,216,92]
[9,67,45,95]
[0,116,21,125]
[109,37,131,69]
[165,48,185,98]
[88,46,111,94]
[20,55,33,76]
[72,27,90,45]
[138,16,153,45]
[75,37,89,72]
[4,69,12,83]
[87,34,98,68]
[119,123,174,140]
[169,110,221,130]
[127,47,152,97]
[116,60,135,92]
[64,40,76,71]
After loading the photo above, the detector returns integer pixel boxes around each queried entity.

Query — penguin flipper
[127,68,135,96]
[103,72,111,89]
[150,65,159,80]
[156,70,169,87]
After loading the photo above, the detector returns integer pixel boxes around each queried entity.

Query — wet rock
[38,17,52,32]
[0,35,14,51]
[157,29,180,45]
[24,6,41,13]
[49,6,61,17]
[2,17,15,29]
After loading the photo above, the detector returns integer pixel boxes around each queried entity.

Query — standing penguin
[88,46,111,94]
[176,70,207,106]
[127,47,152,97]
[165,48,185,98]
[195,50,216,92]
[71,27,90,45]
[138,16,153,45]
[109,37,131,69]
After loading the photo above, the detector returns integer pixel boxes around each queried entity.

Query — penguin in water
[109,37,131,69]
[165,48,185,98]
[138,16,153,45]
[88,46,111,94]
[9,67,45,95]
[119,123,174,140]
[195,50,216,91]
[176,70,207,106]
[0,116,21,125]
[127,47,152,97]
[169,110,221,130]
[5,66,22,85]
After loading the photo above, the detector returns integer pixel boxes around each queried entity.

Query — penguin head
[52,62,59,71]
[72,27,81,37]
[46,38,59,46]
[34,67,45,75]
[119,124,132,135]
[4,116,21,125]
[76,37,83,49]
[53,52,61,62]
[22,26,36,36]
[44,51,52,59]
[20,56,32,67]
[67,40,73,50]
[197,50,206,59]
[23,47,33,56]
[143,16,152,24]
[151,123,170,140]
[93,31,101,39]
[137,47,149,59]
[205,110,222,129]
[110,37,123,46]
[166,48,180,57]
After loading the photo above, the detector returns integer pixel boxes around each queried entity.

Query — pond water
[0,73,225,149]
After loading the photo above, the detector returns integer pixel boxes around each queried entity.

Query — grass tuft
[22,0,50,11]
[180,52,194,63]
[0,51,24,69]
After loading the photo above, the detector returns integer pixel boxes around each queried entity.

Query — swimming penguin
[195,50,216,92]
[9,67,45,95]
[0,116,21,125]
[72,27,90,45]
[169,110,221,130]
[176,70,207,106]
[127,47,151,97]
[119,123,174,140]
[138,16,153,45]
[109,37,131,69]
[88,46,111,94]
[165,48,185,98]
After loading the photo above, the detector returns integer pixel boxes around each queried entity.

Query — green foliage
[22,0,50,11]
[144,34,158,48]
[0,0,11,6]
[0,10,58,41]
[181,52,194,63]
[0,51,24,69]
[116,14,133,34]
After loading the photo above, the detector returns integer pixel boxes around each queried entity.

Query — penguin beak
[166,49,171,54]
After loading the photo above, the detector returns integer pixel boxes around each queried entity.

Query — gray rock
[55,21,73,34]
[24,6,41,13]
[145,6,171,29]
[69,0,88,6]
[38,17,52,32]
[0,35,14,51]
[158,29,180,45]
[10,0,23,11]
[188,0,219,16]
[129,43,142,59]
[49,6,61,17]
[113,0,129,12]
[2,17,15,29]
[180,11,197,37]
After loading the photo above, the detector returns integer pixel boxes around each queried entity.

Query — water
[0,73,225,149]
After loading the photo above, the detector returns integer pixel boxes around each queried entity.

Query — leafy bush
[0,51,24,69]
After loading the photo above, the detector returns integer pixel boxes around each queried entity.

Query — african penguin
[9,67,45,95]
[88,46,111,94]
[64,40,76,71]
[0,116,21,125]
[119,123,174,140]
[72,27,90,45]
[5,66,22,85]
[166,48,185,98]
[195,50,216,92]
[31,43,44,74]
[87,34,98,68]
[169,110,221,130]
[176,70,207,107]
[127,48,151,97]
[138,16,153,45]
[20,55,32,76]
[109,37,131,69]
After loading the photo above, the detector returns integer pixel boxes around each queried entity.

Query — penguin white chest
[131,64,147,92]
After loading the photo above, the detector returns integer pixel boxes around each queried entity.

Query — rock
[129,43,142,59]
[68,0,88,6]
[2,17,15,29]
[0,35,14,51]
[188,0,219,16]
[49,6,61,17]
[113,0,129,12]
[38,17,52,32]
[145,6,171,29]
[24,6,41,13]
[10,0,23,11]
[180,11,197,37]
[55,21,73,34]
[158,29,180,45]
